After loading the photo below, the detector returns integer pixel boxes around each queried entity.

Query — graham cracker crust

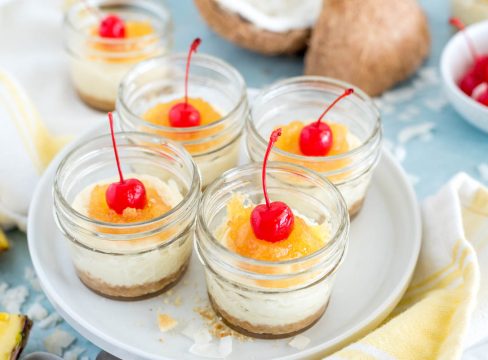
[349,197,366,219]
[77,261,189,300]
[209,294,328,339]
[77,90,115,112]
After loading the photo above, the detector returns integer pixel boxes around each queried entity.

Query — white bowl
[441,20,488,132]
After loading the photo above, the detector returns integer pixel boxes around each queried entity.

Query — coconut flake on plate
[189,336,233,359]
[26,302,48,321]
[1,285,28,313]
[397,122,435,144]
[63,346,85,360]
[288,335,311,350]
[38,312,63,329]
[394,146,407,163]
[44,329,75,356]
[182,323,212,344]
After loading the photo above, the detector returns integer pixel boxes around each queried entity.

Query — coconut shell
[194,0,310,55]
[305,0,431,96]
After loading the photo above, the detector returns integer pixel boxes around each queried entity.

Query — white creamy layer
[69,174,192,287]
[337,133,371,211]
[70,58,134,105]
[215,0,322,32]
[207,207,333,327]
[207,268,332,327]
[195,137,240,187]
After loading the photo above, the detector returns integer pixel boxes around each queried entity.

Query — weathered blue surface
[1,0,487,359]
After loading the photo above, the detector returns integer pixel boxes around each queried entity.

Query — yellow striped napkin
[0,69,69,232]
[328,173,487,360]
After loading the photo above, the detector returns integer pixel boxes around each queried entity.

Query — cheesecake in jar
[247,76,381,218]
[196,130,349,338]
[117,39,248,187]
[53,116,200,299]
[64,0,171,111]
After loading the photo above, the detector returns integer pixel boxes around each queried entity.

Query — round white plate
[28,125,421,360]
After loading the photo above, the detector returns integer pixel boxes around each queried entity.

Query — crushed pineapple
[223,195,328,262]
[142,97,224,154]
[88,182,171,224]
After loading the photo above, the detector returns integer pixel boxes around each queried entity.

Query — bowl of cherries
[441,18,488,132]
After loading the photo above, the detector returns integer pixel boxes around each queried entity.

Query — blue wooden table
[1,0,488,358]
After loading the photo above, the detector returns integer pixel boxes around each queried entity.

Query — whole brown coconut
[305,0,431,96]
[194,0,310,55]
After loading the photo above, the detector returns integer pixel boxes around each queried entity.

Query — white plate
[28,125,421,360]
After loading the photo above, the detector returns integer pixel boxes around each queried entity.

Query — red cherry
[106,178,147,214]
[105,113,147,214]
[299,88,354,156]
[250,129,294,242]
[168,38,202,128]
[474,55,488,80]
[99,14,126,39]
[168,103,201,127]
[459,69,483,96]
[473,84,488,106]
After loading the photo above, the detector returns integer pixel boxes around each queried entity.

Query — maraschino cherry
[168,38,202,128]
[105,112,147,214]
[250,129,294,243]
[299,88,354,156]
[82,0,126,39]
[99,14,126,38]
[449,17,488,96]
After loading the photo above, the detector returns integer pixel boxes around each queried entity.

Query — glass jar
[116,54,248,187]
[64,0,172,111]
[53,131,200,300]
[451,0,488,25]
[247,76,381,218]
[195,162,349,338]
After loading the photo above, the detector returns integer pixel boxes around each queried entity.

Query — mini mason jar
[64,0,172,111]
[195,162,349,338]
[247,76,382,218]
[53,131,200,300]
[116,54,248,187]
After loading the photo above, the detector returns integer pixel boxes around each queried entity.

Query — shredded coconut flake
[44,330,75,356]
[38,312,63,329]
[398,123,436,144]
[63,346,85,360]
[288,335,311,350]
[424,96,448,112]
[477,163,488,182]
[382,86,416,103]
[218,336,232,357]
[24,267,42,291]
[394,146,407,163]
[1,285,28,313]
[27,302,48,321]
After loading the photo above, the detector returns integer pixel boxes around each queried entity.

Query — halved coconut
[194,0,314,55]
[305,0,431,96]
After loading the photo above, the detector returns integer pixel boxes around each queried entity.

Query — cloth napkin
[329,173,488,360]
[0,69,68,231]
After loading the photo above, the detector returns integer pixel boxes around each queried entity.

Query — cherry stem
[81,0,102,21]
[449,17,478,61]
[315,88,354,127]
[108,112,125,184]
[184,38,202,108]
[262,129,282,208]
